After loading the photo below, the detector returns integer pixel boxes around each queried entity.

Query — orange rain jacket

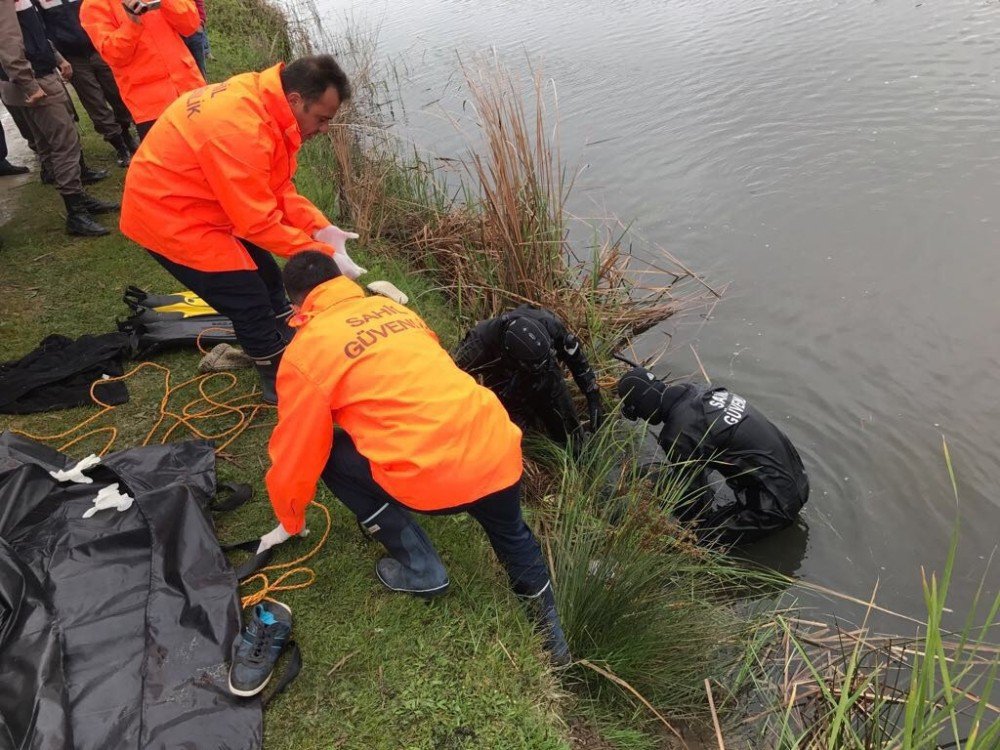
[119,63,335,272]
[80,0,204,124]
[266,277,524,534]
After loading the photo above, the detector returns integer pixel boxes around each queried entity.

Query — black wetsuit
[453,305,598,445]
[655,383,809,542]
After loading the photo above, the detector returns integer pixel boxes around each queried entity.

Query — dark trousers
[147,240,292,359]
[65,51,132,143]
[183,28,208,78]
[6,103,34,152]
[7,75,82,196]
[1,120,7,161]
[321,431,550,596]
[135,120,154,141]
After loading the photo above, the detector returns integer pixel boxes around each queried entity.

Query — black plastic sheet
[0,433,261,750]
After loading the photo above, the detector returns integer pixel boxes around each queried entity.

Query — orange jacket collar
[290,277,365,327]
[259,63,302,151]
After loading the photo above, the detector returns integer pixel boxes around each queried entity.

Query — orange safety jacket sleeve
[81,1,145,67]
[278,183,329,237]
[159,0,200,36]
[197,132,336,257]
[265,361,334,534]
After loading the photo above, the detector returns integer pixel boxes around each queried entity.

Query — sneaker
[228,600,293,697]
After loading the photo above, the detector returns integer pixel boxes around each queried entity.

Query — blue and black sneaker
[228,600,293,697]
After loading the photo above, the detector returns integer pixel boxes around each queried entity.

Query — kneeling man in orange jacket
[259,251,571,665]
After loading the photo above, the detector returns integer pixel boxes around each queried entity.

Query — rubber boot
[77,192,120,215]
[361,503,450,598]
[518,581,571,666]
[79,154,109,185]
[63,193,110,237]
[121,124,141,153]
[0,159,29,176]
[108,133,132,168]
[252,349,283,405]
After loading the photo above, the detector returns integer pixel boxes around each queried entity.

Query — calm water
[302,0,999,623]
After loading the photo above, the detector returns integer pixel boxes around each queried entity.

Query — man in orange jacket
[120,55,364,401]
[80,0,204,137]
[259,251,571,664]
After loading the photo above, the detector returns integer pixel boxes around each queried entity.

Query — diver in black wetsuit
[617,367,809,543]
[453,305,602,447]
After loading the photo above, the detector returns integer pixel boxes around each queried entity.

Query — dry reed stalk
[323,52,715,354]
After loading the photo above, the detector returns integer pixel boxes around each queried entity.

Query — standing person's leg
[6,104,35,152]
[135,120,155,141]
[183,28,208,78]
[65,52,131,166]
[20,76,116,236]
[146,250,292,403]
[320,430,450,596]
[464,482,571,664]
[0,120,28,174]
[90,52,138,151]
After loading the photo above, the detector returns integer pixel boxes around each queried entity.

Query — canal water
[302,0,999,624]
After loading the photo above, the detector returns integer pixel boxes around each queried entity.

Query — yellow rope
[240,501,332,608]
[12,356,330,610]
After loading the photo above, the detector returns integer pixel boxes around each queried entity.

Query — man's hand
[586,390,603,432]
[314,224,367,279]
[24,87,46,106]
[256,523,310,555]
[58,60,72,81]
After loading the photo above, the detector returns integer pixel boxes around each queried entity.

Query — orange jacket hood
[119,63,334,272]
[265,277,524,533]
[80,0,205,123]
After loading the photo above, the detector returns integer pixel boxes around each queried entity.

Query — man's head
[280,55,352,140]
[617,367,666,423]
[501,316,554,374]
[283,251,342,305]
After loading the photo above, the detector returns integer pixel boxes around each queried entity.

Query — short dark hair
[280,55,352,104]
[283,251,342,303]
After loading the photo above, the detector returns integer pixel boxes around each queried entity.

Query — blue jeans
[321,431,550,596]
[184,28,209,78]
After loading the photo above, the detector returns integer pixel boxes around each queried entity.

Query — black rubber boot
[252,349,283,405]
[108,133,132,168]
[0,159,29,176]
[79,155,109,185]
[77,192,120,215]
[362,503,450,599]
[63,193,110,237]
[518,581,571,666]
[121,125,140,153]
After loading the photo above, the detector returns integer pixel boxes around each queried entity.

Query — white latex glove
[81,483,134,518]
[256,523,310,554]
[366,280,409,305]
[313,225,367,280]
[50,454,102,484]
